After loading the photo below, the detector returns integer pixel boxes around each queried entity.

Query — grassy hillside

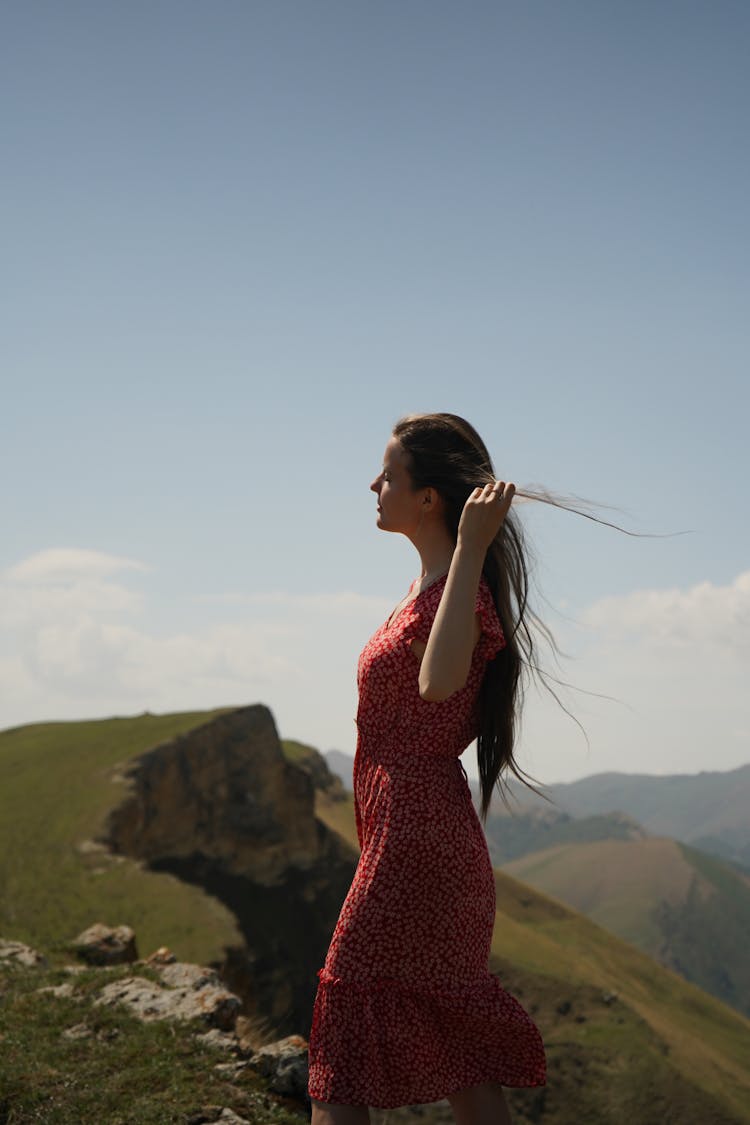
[503,836,750,1017]
[0,708,244,965]
[2,710,749,1123]
[315,787,750,1124]
[0,956,303,1125]
[504,838,698,946]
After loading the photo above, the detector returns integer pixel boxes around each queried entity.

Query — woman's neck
[412,522,455,590]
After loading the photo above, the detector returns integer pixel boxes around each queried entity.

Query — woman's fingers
[470,480,515,505]
[477,479,513,500]
[458,479,515,551]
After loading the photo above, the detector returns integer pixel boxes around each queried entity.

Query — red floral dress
[307,573,546,1109]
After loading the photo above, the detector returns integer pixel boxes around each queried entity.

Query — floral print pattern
[307,574,546,1108]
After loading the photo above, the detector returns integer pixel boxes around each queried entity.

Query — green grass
[280,740,317,764]
[0,709,243,966]
[491,873,750,1123]
[501,835,750,1019]
[0,957,305,1124]
[3,709,750,1124]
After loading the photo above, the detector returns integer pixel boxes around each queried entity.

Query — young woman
[307,413,547,1125]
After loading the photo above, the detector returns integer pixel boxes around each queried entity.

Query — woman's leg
[446,1081,512,1125]
[310,1098,371,1125]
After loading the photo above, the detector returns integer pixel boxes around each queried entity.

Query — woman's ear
[422,488,443,514]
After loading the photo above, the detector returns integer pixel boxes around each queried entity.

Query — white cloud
[519,570,750,782]
[581,569,750,651]
[0,548,148,627]
[6,547,150,583]
[1,548,747,785]
[0,549,391,756]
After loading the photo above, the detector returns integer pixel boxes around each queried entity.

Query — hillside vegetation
[0,952,304,1125]
[503,836,750,1017]
[1,710,749,1124]
[0,708,245,967]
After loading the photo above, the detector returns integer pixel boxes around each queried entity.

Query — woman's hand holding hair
[457,481,516,555]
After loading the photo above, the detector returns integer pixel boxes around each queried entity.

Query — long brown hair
[392,411,592,822]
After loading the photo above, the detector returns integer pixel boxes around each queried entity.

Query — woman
[307,413,547,1125]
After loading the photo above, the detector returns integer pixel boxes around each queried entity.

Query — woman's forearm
[418,540,484,701]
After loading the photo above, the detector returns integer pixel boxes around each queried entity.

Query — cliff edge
[99,704,357,1037]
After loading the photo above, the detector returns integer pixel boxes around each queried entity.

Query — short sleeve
[475,579,506,662]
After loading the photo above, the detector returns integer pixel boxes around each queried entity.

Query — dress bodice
[354,573,506,762]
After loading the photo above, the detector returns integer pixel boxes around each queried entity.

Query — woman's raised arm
[418,482,514,701]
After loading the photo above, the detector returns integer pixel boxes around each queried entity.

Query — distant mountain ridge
[506,763,750,870]
[325,749,355,791]
[482,805,648,865]
[324,752,750,870]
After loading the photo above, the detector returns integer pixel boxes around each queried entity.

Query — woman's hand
[457,480,516,554]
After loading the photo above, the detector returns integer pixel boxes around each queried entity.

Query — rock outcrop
[98,705,358,1037]
[0,939,49,969]
[2,927,311,1125]
[93,962,242,1031]
[72,922,138,965]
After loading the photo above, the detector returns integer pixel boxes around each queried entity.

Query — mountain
[324,748,355,791]
[504,765,750,870]
[2,709,749,1123]
[482,804,648,865]
[503,836,750,1018]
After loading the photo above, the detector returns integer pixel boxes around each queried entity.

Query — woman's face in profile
[370,436,423,536]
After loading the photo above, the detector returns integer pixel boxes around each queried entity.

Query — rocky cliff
[99,704,358,1037]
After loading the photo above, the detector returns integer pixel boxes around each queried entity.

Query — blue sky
[3,1,748,783]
